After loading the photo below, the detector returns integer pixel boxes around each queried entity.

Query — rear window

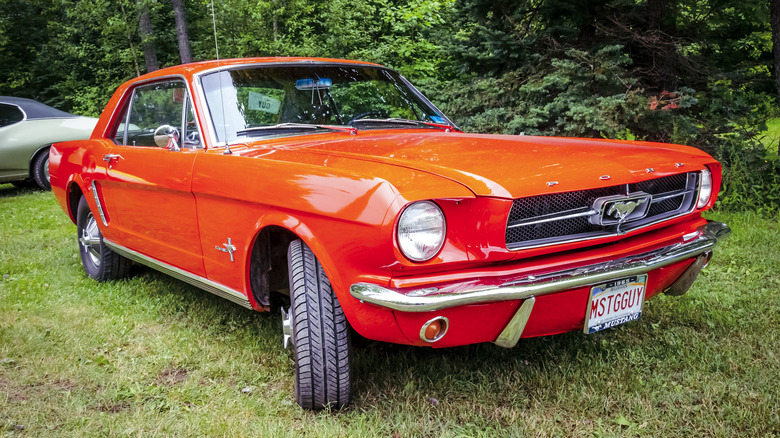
[0,103,24,127]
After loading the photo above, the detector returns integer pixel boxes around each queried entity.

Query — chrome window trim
[104,239,253,309]
[105,75,204,149]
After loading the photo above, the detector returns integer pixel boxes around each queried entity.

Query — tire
[287,240,352,410]
[32,148,51,190]
[76,196,130,281]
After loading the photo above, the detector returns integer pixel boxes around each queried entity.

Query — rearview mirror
[295,78,332,90]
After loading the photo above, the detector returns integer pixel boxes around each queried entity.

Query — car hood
[246,130,715,199]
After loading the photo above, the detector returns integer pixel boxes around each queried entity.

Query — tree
[171,0,192,64]
[772,0,780,104]
[136,0,158,72]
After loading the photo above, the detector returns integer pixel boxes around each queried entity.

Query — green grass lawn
[1,185,778,437]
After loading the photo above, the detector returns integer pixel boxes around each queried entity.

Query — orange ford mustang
[50,57,730,410]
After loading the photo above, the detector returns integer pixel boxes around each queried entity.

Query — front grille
[505,172,698,250]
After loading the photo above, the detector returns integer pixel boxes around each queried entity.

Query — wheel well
[249,226,298,309]
[67,183,84,223]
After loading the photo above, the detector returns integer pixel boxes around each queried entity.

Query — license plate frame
[584,275,647,334]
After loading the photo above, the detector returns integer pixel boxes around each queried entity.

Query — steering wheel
[348,111,386,125]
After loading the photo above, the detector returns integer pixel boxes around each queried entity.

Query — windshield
[200,64,452,143]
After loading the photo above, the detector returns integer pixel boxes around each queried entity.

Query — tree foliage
[0,0,777,210]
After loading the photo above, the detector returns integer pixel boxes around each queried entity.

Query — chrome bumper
[350,221,730,313]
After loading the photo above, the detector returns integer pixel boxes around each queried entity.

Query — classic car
[49,57,730,410]
[0,96,97,190]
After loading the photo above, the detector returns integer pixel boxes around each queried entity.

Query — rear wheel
[76,196,130,281]
[286,240,352,410]
[32,148,50,190]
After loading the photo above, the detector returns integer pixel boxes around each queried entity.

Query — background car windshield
[201,65,449,143]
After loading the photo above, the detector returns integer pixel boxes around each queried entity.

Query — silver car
[0,97,97,190]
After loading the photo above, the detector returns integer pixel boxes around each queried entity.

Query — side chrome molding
[104,240,253,310]
[90,181,108,226]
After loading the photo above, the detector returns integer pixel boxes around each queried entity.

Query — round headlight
[697,168,713,209]
[397,201,446,262]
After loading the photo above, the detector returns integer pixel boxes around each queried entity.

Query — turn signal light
[420,316,449,343]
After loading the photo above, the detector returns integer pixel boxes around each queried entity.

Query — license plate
[584,275,647,334]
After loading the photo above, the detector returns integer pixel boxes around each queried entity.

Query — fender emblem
[216,238,237,262]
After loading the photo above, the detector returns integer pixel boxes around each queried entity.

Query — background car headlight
[697,168,713,209]
[397,201,446,262]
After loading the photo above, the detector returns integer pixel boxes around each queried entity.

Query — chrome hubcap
[44,157,50,183]
[281,307,293,349]
[79,212,101,267]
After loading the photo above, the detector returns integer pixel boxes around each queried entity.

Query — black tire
[76,196,130,281]
[287,240,352,410]
[32,148,51,190]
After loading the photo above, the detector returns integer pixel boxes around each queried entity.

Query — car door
[101,79,206,276]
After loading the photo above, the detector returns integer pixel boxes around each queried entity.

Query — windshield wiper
[349,118,454,129]
[236,123,356,136]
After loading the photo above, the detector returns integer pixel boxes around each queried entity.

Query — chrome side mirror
[153,125,180,151]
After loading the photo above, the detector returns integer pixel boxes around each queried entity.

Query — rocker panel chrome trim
[104,240,253,309]
[351,221,730,313]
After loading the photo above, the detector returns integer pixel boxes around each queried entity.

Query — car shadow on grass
[0,182,42,198]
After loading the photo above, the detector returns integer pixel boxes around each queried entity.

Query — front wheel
[286,240,352,410]
[76,196,130,281]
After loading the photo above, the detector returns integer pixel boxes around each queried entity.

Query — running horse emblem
[607,198,648,223]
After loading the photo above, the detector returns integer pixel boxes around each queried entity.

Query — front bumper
[351,221,729,331]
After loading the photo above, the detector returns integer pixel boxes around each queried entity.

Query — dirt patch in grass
[0,377,77,403]
[0,378,27,402]
[155,367,188,386]
[97,402,129,414]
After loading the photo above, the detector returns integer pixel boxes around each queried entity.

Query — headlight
[697,168,713,209]
[397,201,446,262]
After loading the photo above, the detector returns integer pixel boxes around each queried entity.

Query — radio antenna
[210,0,220,62]
[210,0,231,154]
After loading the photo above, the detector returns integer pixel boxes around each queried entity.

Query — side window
[0,104,24,127]
[182,96,201,148]
[112,80,201,149]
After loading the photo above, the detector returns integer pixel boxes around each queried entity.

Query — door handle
[103,154,122,163]
[102,154,123,169]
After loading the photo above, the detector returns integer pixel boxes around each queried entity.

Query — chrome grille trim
[507,207,597,228]
[505,172,699,250]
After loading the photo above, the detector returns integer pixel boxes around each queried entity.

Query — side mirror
[153,125,180,151]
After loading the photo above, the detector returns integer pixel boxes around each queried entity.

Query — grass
[1,184,778,437]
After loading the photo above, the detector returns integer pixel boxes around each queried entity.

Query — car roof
[134,57,384,82]
[0,96,77,120]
